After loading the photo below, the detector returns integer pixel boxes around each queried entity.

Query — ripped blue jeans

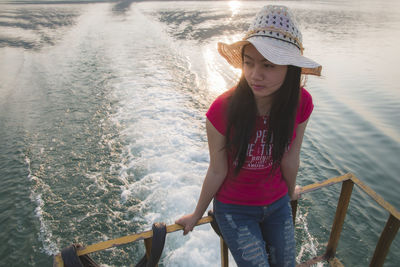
[214,194,295,267]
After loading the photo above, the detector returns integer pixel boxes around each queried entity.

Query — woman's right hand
[175,213,201,235]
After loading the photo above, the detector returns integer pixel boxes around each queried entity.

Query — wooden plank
[220,237,229,267]
[350,175,400,221]
[325,179,354,259]
[296,255,325,266]
[76,215,213,256]
[329,257,344,267]
[53,254,64,267]
[53,174,400,267]
[301,173,352,194]
[369,214,400,267]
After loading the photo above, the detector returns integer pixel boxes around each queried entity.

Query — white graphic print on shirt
[243,128,273,170]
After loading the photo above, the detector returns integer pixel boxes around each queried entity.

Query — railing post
[290,200,298,225]
[369,214,400,267]
[144,238,158,267]
[220,237,229,267]
[325,179,354,259]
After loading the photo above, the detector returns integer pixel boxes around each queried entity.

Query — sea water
[0,0,399,266]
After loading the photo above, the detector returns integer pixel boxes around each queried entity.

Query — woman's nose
[251,65,263,80]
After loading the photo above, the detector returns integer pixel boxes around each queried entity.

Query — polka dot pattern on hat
[245,5,303,52]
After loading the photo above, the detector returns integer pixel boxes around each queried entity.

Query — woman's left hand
[290,185,302,200]
[175,213,201,235]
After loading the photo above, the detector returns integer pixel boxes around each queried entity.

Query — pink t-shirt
[206,87,313,206]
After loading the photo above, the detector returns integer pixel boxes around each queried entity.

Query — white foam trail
[25,156,59,256]
[296,210,323,266]
[100,4,232,265]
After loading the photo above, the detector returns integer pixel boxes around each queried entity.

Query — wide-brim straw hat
[218,5,322,76]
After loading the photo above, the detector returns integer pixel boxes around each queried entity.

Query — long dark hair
[225,65,302,175]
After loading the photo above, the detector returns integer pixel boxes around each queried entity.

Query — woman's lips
[251,84,264,90]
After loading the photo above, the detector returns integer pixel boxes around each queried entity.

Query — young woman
[176,5,321,267]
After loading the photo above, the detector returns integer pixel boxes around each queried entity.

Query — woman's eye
[264,64,274,68]
[243,61,253,66]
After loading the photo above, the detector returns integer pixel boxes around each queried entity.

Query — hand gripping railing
[54,173,399,267]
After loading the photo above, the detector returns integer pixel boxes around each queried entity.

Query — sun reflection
[203,46,227,94]
[202,41,242,95]
[229,1,241,17]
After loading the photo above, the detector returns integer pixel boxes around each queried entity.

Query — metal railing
[53,173,400,267]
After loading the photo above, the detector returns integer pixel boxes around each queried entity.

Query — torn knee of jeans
[237,226,268,265]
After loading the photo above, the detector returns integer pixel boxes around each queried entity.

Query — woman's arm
[175,119,228,235]
[281,119,309,200]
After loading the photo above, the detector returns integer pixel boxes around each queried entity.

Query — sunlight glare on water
[229,1,242,17]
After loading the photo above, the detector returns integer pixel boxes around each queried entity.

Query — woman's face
[243,44,288,103]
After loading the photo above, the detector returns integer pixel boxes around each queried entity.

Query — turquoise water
[0,1,399,266]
